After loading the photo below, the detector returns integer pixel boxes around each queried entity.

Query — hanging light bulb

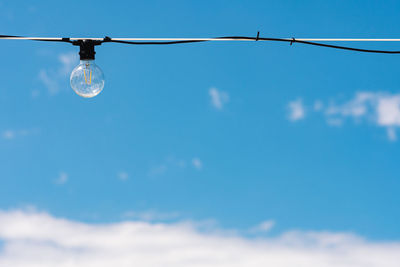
[70,60,104,98]
[70,40,104,98]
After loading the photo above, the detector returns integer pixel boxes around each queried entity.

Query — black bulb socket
[72,39,102,60]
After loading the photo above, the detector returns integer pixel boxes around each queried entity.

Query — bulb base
[73,40,102,60]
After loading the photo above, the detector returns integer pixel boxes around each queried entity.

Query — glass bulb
[70,60,105,98]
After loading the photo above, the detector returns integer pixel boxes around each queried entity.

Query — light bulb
[70,60,105,98]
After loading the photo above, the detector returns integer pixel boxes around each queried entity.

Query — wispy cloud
[287,92,400,141]
[38,70,59,94]
[39,52,78,95]
[324,92,400,140]
[248,220,275,234]
[118,171,129,181]
[314,100,324,111]
[2,130,14,140]
[209,87,229,110]
[148,163,168,177]
[148,156,202,177]
[54,172,68,185]
[0,209,399,267]
[192,157,203,170]
[122,210,180,221]
[387,127,397,141]
[58,52,78,76]
[1,128,39,140]
[287,98,306,121]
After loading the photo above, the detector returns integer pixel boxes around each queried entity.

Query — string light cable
[1,33,400,98]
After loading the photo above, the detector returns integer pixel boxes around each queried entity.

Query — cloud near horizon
[0,209,399,267]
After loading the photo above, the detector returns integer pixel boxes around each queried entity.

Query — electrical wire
[2,34,400,54]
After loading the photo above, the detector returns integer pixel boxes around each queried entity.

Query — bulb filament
[83,69,92,85]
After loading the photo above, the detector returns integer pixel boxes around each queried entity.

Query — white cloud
[0,209,399,267]
[147,156,188,177]
[54,172,68,185]
[39,52,78,95]
[324,93,373,119]
[291,92,400,140]
[118,171,129,181]
[58,52,78,76]
[376,95,400,126]
[192,158,203,170]
[2,130,14,140]
[287,98,305,121]
[209,87,229,110]
[249,220,275,234]
[325,92,400,140]
[322,92,400,125]
[1,128,39,140]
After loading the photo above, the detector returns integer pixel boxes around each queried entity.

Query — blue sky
[1,2,400,264]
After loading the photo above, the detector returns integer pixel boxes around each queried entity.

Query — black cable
[1,34,400,54]
[103,36,400,54]
[103,39,206,45]
[257,37,400,54]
